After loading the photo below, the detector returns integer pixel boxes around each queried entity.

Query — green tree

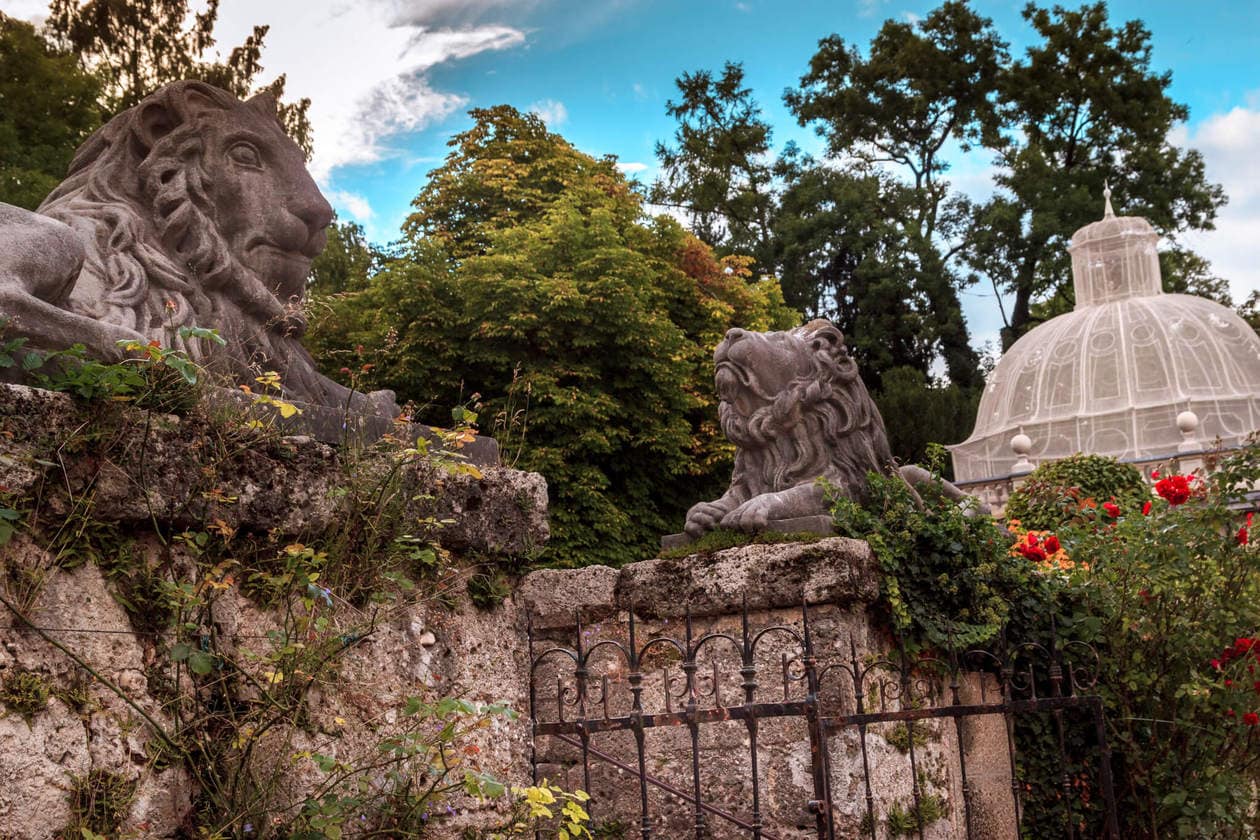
[773,149,934,390]
[402,105,631,260]
[968,2,1224,348]
[785,1,1007,389]
[45,0,312,154]
[307,106,798,567]
[871,367,980,471]
[308,215,382,296]
[0,13,102,209]
[650,62,777,275]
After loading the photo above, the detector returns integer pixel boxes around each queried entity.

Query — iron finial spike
[801,598,812,649]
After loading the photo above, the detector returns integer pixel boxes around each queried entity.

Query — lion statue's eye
[227,142,262,168]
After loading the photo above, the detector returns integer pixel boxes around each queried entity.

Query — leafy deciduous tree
[650,62,777,276]
[785,1,1008,389]
[968,2,1225,348]
[46,0,312,154]
[308,106,798,567]
[0,12,102,209]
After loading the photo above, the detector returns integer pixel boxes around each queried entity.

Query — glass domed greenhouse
[950,192,1260,486]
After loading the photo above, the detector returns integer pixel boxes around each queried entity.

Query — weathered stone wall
[0,382,1013,839]
[516,540,1015,839]
[0,383,545,838]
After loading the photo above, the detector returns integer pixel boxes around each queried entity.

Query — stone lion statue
[0,80,389,413]
[683,319,982,539]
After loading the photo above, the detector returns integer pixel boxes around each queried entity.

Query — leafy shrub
[1031,446,1260,837]
[0,668,50,721]
[1004,453,1148,530]
[829,470,1035,649]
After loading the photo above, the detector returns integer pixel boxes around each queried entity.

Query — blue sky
[6,0,1258,349]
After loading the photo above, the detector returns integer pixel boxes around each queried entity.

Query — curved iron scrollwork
[526,602,1118,840]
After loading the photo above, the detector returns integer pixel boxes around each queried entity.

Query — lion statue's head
[716,319,893,499]
[36,80,363,408]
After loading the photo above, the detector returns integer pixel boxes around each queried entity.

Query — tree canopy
[0,12,102,209]
[653,0,1228,458]
[307,106,797,567]
[47,0,312,153]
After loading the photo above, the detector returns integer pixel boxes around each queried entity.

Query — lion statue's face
[715,326,814,423]
[178,92,333,305]
[122,83,333,309]
[42,81,334,332]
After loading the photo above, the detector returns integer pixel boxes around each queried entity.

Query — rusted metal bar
[742,599,765,840]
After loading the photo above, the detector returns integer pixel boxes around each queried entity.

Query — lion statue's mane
[682,319,917,539]
[718,320,894,500]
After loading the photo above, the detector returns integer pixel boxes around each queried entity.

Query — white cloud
[528,98,568,127]
[2,0,48,23]
[327,189,374,222]
[209,1,525,181]
[857,0,888,18]
[617,161,648,173]
[1174,103,1260,300]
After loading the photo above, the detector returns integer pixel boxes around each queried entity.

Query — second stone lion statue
[0,80,390,414]
[684,319,983,540]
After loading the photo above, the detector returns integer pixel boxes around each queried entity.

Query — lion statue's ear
[131,82,229,156]
[247,91,278,117]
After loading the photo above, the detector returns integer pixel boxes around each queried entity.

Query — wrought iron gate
[528,602,1120,839]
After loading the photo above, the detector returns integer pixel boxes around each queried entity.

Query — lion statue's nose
[725,327,747,343]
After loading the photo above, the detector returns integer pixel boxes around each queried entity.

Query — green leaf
[187,651,215,674]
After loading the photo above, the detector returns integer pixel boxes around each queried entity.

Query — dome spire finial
[1103,181,1115,218]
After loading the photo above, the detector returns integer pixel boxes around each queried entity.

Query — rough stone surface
[412,462,549,557]
[0,80,392,416]
[615,537,879,618]
[660,514,835,549]
[0,546,528,839]
[0,382,546,552]
[514,565,619,630]
[207,388,501,463]
[0,558,193,838]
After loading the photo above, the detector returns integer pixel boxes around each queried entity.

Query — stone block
[515,565,620,631]
[616,537,879,619]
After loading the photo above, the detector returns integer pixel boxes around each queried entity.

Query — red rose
[1245,712,1259,726]
[1102,501,1120,518]
[1142,501,1152,516]
[1238,513,1254,546]
[1043,535,1061,554]
[1155,474,1193,506]
[1211,659,1222,670]
[1227,708,1236,717]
